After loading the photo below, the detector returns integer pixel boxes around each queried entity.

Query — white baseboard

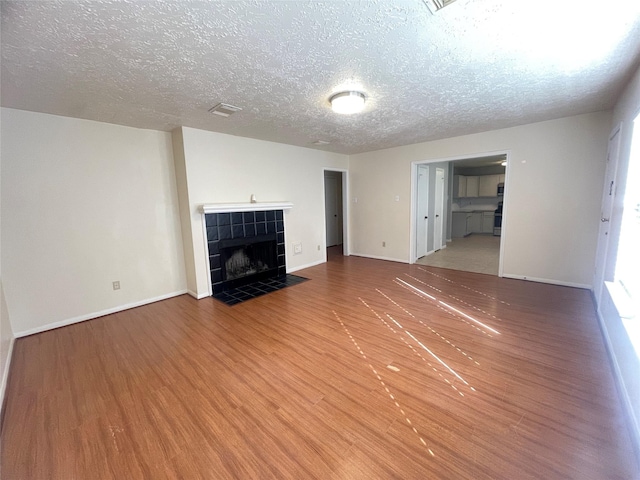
[14,289,188,338]
[188,289,211,300]
[287,258,326,273]
[501,274,590,290]
[349,253,409,264]
[1,335,16,410]
[592,292,640,465]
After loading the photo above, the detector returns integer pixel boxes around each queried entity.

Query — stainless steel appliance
[493,202,503,236]
[497,183,504,196]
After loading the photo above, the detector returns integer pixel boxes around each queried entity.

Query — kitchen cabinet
[454,173,505,198]
[482,212,494,233]
[452,212,471,237]
[465,176,479,197]
[479,174,500,197]
[453,175,467,198]
[469,212,483,233]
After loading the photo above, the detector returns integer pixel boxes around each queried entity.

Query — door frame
[323,168,350,259]
[593,123,622,305]
[415,164,430,259]
[409,150,511,278]
[433,167,445,251]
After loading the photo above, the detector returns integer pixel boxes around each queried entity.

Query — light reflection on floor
[333,267,514,461]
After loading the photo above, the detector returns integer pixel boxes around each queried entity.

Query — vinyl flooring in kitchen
[416,234,500,275]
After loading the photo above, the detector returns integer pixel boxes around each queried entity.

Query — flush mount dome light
[329,91,366,114]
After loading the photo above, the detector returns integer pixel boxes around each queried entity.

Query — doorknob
[601,217,610,222]
[436,214,440,218]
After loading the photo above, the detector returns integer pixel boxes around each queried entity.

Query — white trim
[349,253,409,264]
[287,258,326,273]
[201,214,213,297]
[200,202,293,214]
[322,168,350,257]
[593,293,640,462]
[1,336,16,411]
[188,289,210,299]
[14,290,188,338]
[501,274,590,290]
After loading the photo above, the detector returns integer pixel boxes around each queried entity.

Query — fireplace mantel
[199,202,293,214]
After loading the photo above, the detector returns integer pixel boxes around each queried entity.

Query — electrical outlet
[112,281,120,290]
[293,243,302,255]
[382,241,386,247]
[317,245,321,251]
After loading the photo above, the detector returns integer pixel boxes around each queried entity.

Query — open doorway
[324,169,349,259]
[410,152,508,276]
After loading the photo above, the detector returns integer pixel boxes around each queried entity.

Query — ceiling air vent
[422,0,457,13]
[208,103,243,117]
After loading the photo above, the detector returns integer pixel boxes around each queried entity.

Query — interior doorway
[410,152,508,276]
[324,169,349,258]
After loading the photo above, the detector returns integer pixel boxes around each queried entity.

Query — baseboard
[0,335,16,432]
[591,292,640,468]
[501,274,590,290]
[349,253,409,264]
[188,289,211,300]
[287,258,326,273]
[14,289,188,338]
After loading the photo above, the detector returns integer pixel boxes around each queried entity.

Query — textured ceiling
[2,0,640,155]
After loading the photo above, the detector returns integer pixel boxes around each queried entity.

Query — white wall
[174,127,349,298]
[596,63,640,456]
[350,111,612,287]
[0,281,13,405]
[1,108,187,336]
[1,105,16,405]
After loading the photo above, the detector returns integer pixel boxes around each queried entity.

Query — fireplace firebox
[218,234,277,288]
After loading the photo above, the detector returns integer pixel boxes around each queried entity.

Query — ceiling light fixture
[422,0,458,13]
[329,91,366,115]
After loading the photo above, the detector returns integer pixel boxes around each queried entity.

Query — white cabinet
[469,212,483,233]
[482,212,494,233]
[455,174,504,198]
[479,175,500,197]
[453,175,467,198]
[465,176,479,197]
[452,212,468,237]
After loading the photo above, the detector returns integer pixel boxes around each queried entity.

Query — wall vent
[422,0,457,13]
[208,103,243,117]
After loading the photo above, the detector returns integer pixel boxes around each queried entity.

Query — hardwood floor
[2,253,639,479]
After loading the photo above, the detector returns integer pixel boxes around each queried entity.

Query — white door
[434,168,445,251]
[324,173,342,247]
[593,125,621,304]
[416,165,429,258]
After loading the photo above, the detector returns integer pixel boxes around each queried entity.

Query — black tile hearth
[212,274,308,306]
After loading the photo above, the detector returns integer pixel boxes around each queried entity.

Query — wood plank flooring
[2,251,639,479]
